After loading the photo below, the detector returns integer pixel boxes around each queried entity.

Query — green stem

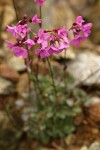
[31,62,44,99]
[36,6,42,80]
[12,0,19,22]
[30,71,39,100]
[25,52,40,100]
[24,59,32,97]
[47,58,57,98]
[63,49,67,91]
[39,6,42,28]
[34,6,42,89]
[32,5,43,98]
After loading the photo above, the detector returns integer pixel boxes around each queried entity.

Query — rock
[80,146,88,150]
[0,48,5,58]
[43,0,75,29]
[87,104,100,122]
[0,0,12,5]
[91,97,100,104]
[0,111,9,127]
[16,73,29,96]
[92,128,99,135]
[7,56,26,72]
[51,141,65,150]
[65,134,76,146]
[0,78,14,94]
[15,99,25,107]
[68,0,88,13]
[66,99,74,107]
[39,148,55,150]
[2,4,15,29]
[0,63,20,82]
[68,147,79,150]
[68,51,100,85]
[89,142,100,150]
[1,32,8,40]
[15,0,75,31]
[55,47,76,59]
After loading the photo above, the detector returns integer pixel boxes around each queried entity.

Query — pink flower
[47,27,70,55]
[82,23,92,37]
[48,41,69,55]
[75,16,85,26]
[57,26,70,45]
[57,27,69,40]
[30,14,42,24]
[24,39,35,49]
[6,26,17,38]
[6,15,92,59]
[35,48,50,59]
[5,40,16,51]
[15,23,30,39]
[71,16,92,46]
[35,27,70,58]
[37,29,49,48]
[5,40,28,58]
[6,23,30,39]
[71,35,86,47]
[34,0,46,6]
[14,46,28,58]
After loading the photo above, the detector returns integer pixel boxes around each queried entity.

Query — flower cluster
[6,16,92,59]
[71,16,92,47]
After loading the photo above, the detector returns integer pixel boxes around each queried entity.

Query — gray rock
[65,134,76,146]
[7,57,26,72]
[39,148,55,150]
[2,5,15,29]
[89,142,100,150]
[68,51,100,85]
[43,0,75,29]
[16,73,29,96]
[80,146,88,150]
[0,48,5,58]
[91,97,100,104]
[0,78,14,94]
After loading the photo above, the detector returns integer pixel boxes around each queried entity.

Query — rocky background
[0,0,100,98]
[0,0,100,150]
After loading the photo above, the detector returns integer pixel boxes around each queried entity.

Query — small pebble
[92,128,99,134]
[80,146,88,150]
[65,134,76,146]
[89,142,100,150]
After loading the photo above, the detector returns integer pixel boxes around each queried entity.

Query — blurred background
[0,0,100,150]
